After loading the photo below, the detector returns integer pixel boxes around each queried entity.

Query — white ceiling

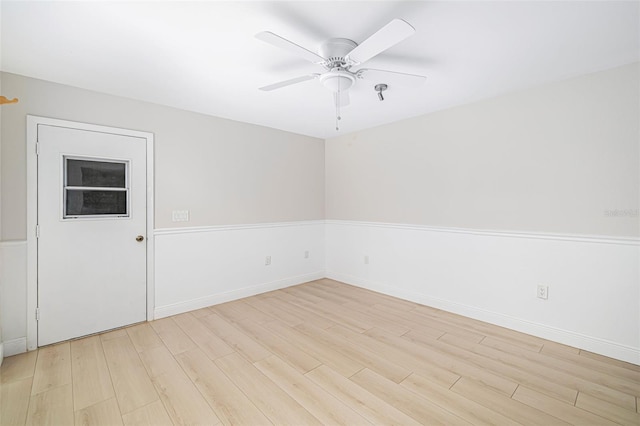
[2,1,638,139]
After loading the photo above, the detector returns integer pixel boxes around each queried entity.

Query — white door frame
[26,115,155,351]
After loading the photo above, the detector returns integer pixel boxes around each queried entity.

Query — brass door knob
[136,235,144,242]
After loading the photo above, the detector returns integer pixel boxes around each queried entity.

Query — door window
[63,157,129,218]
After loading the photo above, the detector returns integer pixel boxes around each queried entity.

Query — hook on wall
[0,96,19,105]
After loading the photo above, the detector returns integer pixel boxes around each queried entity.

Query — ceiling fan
[256,19,426,129]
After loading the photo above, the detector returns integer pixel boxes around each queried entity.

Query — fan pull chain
[335,79,341,131]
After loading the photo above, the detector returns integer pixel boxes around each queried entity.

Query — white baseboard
[3,337,28,357]
[155,271,324,319]
[0,342,3,365]
[327,271,640,365]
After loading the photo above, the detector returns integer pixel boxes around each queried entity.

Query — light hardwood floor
[2,279,639,425]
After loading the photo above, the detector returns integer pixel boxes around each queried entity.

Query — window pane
[66,159,126,188]
[66,190,127,216]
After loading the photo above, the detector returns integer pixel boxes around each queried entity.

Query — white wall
[0,241,27,356]
[326,63,639,237]
[325,63,640,364]
[0,72,325,241]
[154,221,325,318]
[0,30,3,363]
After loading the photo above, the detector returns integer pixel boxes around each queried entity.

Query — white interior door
[37,124,147,346]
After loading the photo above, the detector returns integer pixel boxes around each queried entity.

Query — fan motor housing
[319,38,357,67]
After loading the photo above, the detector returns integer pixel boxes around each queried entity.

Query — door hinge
[36,142,40,155]
[36,224,40,239]
[36,308,40,321]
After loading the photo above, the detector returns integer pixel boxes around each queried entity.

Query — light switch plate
[172,210,190,222]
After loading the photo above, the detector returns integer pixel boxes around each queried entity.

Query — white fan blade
[259,74,319,91]
[345,19,415,66]
[256,31,325,64]
[333,90,350,107]
[358,68,426,87]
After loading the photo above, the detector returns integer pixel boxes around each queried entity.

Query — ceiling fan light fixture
[319,70,356,93]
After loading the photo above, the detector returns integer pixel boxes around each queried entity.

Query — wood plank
[234,318,322,374]
[70,335,115,410]
[1,377,32,426]
[451,378,570,425]
[313,279,420,313]
[199,313,271,362]
[580,350,640,373]
[367,327,518,396]
[441,336,635,407]
[126,323,164,353]
[541,343,640,383]
[295,282,352,305]
[101,335,158,414]
[0,350,38,384]
[263,320,364,377]
[266,295,337,329]
[412,305,546,351]
[377,304,486,343]
[295,322,411,383]
[26,383,74,426]
[211,300,275,324]
[320,279,420,311]
[74,397,123,426]
[327,324,460,388]
[99,328,128,342]
[400,373,519,425]
[31,342,71,395]
[121,400,173,426]
[215,352,322,425]
[255,355,370,425]
[139,347,220,424]
[350,368,471,425]
[305,364,422,425]
[575,392,640,425]
[480,335,638,408]
[151,368,221,426]
[172,312,235,360]
[189,307,214,318]
[138,345,185,379]
[317,299,410,336]
[513,386,619,425]
[289,299,373,333]
[244,297,305,326]
[280,285,326,304]
[540,340,580,355]
[175,348,272,426]
[342,300,446,339]
[436,332,578,404]
[149,317,197,355]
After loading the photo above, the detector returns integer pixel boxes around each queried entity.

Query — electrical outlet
[265,256,271,266]
[304,250,309,259]
[364,255,369,264]
[537,285,549,300]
